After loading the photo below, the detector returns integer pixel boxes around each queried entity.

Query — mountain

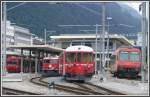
[7,2,141,39]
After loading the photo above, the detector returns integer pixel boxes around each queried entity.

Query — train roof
[115,47,141,53]
[65,45,94,52]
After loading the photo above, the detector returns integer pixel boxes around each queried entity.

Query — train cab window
[7,61,17,65]
[119,52,129,61]
[83,53,93,63]
[44,60,50,63]
[77,53,82,63]
[130,52,140,62]
[66,52,76,63]
[51,59,59,64]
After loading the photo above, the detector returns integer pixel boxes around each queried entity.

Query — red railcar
[6,55,35,73]
[6,55,21,73]
[42,57,59,76]
[109,47,141,77]
[59,45,95,81]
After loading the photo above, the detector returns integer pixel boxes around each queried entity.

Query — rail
[30,76,126,95]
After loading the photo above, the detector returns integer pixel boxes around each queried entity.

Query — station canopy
[7,45,64,53]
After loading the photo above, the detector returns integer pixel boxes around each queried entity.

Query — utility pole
[2,2,7,76]
[95,24,98,75]
[44,28,47,45]
[101,2,106,79]
[141,2,147,82]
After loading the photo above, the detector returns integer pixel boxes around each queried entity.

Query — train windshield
[66,52,76,63]
[51,59,59,64]
[7,61,17,65]
[44,60,50,63]
[83,53,93,63]
[77,53,82,62]
[130,52,140,62]
[119,52,129,61]
[44,59,58,64]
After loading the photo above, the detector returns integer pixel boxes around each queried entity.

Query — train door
[109,54,116,73]
[59,53,63,75]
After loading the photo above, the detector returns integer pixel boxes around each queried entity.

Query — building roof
[50,34,133,46]
[7,45,64,53]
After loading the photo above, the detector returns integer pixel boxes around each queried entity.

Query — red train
[42,56,60,76]
[6,55,21,73]
[59,45,95,81]
[6,55,35,73]
[109,47,141,77]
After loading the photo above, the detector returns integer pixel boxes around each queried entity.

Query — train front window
[66,52,76,63]
[77,53,82,63]
[51,59,59,64]
[119,52,129,61]
[83,53,93,63]
[7,61,17,65]
[130,52,140,62]
[44,60,50,63]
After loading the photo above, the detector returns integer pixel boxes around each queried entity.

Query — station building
[50,34,133,52]
[1,20,32,55]
[2,20,44,55]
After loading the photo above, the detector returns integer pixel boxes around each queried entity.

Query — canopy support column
[21,49,24,77]
[35,50,38,74]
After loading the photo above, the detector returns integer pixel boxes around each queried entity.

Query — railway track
[39,77,102,95]
[85,82,126,95]
[30,76,125,95]
[2,87,41,95]
[30,77,48,87]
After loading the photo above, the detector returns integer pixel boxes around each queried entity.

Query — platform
[2,74,149,95]
[2,73,23,82]
[90,75,149,95]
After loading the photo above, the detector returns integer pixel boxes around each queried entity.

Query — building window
[72,42,81,46]
[85,42,92,47]
[105,41,113,49]
[62,42,70,49]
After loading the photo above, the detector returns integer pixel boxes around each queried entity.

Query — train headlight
[49,65,52,68]
[76,64,80,66]
[66,64,73,67]
[80,64,86,66]
[88,64,92,67]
